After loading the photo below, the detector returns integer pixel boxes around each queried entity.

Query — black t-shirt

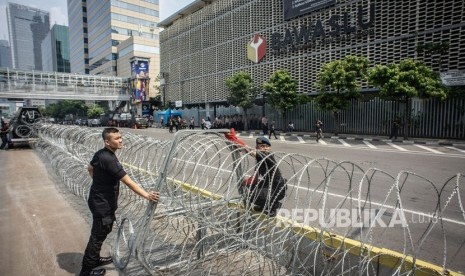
[88,147,127,218]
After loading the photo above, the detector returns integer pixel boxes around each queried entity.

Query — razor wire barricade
[33,124,465,276]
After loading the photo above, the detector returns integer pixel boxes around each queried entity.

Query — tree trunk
[282,112,287,133]
[403,97,410,140]
[244,109,249,131]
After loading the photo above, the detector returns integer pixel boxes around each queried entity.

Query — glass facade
[68,0,159,76]
[6,3,50,70]
[41,25,71,73]
[0,40,12,68]
[68,0,89,74]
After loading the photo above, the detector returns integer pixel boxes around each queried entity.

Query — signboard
[142,101,150,117]
[283,0,336,21]
[131,60,149,79]
[440,70,465,86]
[175,100,183,108]
[131,78,149,103]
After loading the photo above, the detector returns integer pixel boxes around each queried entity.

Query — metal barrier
[34,124,465,275]
[0,67,130,101]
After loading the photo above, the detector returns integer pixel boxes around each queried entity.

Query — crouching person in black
[243,136,286,217]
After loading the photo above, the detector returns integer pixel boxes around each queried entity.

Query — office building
[6,2,50,70]
[42,24,71,73]
[68,0,89,74]
[158,0,465,105]
[67,0,160,80]
[0,40,12,68]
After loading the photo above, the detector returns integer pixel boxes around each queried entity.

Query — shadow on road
[56,252,83,275]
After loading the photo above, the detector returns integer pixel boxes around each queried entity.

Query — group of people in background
[160,114,326,143]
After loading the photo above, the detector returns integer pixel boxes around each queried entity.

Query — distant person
[0,119,10,150]
[168,118,174,133]
[389,119,400,140]
[268,120,277,139]
[261,116,268,135]
[201,118,206,130]
[315,120,323,142]
[287,121,294,133]
[189,116,195,129]
[79,128,160,276]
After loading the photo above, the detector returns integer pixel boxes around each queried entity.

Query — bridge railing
[0,67,130,100]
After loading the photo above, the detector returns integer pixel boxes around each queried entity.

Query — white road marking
[248,133,254,138]
[414,144,444,154]
[363,141,377,149]
[387,142,408,151]
[289,184,465,226]
[297,136,305,143]
[318,139,327,145]
[338,139,351,147]
[280,136,286,141]
[446,146,465,154]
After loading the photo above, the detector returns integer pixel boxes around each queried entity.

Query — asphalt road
[1,127,463,275]
[128,127,465,273]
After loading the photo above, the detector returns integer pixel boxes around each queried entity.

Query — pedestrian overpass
[0,67,131,103]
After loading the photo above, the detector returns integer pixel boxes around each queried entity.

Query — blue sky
[0,0,195,42]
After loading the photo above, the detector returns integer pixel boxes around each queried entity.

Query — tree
[314,55,369,135]
[226,71,260,131]
[263,69,307,130]
[87,104,104,118]
[149,95,163,110]
[368,58,447,139]
[43,100,88,119]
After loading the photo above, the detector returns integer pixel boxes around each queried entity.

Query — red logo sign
[247,34,266,63]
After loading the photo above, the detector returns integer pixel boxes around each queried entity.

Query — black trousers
[80,215,114,276]
[248,185,286,211]
[0,134,7,149]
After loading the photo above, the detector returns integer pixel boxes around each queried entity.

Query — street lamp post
[262,91,266,117]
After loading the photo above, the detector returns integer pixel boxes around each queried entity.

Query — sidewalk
[0,149,118,276]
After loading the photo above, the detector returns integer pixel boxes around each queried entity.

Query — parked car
[88,118,101,127]
[113,113,132,127]
[75,118,88,126]
[134,117,148,129]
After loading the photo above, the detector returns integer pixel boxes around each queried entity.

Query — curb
[237,131,464,147]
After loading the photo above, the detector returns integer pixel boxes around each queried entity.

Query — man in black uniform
[244,137,287,217]
[79,128,160,276]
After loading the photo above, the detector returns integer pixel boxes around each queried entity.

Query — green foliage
[263,69,304,114]
[316,55,369,93]
[313,55,369,135]
[43,100,88,119]
[368,58,447,101]
[87,104,104,118]
[447,86,465,98]
[226,71,260,110]
[149,95,163,109]
[314,55,369,113]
